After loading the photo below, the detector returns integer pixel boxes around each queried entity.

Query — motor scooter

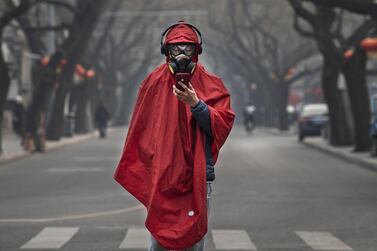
[243,105,256,135]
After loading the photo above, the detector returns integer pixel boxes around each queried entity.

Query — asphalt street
[0,127,376,251]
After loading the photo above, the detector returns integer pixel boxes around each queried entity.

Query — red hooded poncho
[113,23,235,250]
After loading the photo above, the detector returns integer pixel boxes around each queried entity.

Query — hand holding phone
[175,73,191,91]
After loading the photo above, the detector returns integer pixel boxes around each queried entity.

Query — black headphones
[160,20,203,56]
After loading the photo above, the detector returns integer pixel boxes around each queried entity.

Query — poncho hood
[165,23,200,63]
[165,23,200,45]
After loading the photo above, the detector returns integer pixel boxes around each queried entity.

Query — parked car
[297,103,328,142]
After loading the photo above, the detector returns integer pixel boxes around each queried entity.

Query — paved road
[0,127,376,251]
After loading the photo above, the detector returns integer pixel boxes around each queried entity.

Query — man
[114,21,235,250]
[12,95,25,140]
[94,100,110,138]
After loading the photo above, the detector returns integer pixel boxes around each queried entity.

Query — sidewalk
[0,130,97,165]
[260,126,377,172]
[302,137,377,172]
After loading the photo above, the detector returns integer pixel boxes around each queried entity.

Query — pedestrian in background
[94,100,110,138]
[114,21,235,251]
[12,95,26,144]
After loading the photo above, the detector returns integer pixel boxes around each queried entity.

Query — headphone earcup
[186,62,196,74]
[197,45,202,55]
[161,44,167,55]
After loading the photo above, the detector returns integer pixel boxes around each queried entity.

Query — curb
[0,132,97,166]
[302,140,377,173]
[258,126,377,172]
[0,151,32,165]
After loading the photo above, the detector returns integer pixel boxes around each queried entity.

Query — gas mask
[168,43,197,74]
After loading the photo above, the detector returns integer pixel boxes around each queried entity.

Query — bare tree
[0,0,42,155]
[208,0,318,130]
[290,0,374,150]
[42,1,108,141]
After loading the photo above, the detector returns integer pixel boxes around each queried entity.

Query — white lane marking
[119,227,150,249]
[296,231,353,250]
[0,205,144,223]
[46,167,105,173]
[20,227,79,249]
[212,229,257,250]
[73,157,118,162]
[94,226,126,230]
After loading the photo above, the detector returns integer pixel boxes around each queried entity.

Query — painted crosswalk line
[20,227,79,249]
[212,229,257,250]
[296,231,353,250]
[16,227,358,250]
[119,227,150,249]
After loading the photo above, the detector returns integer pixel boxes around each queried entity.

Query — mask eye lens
[183,45,195,56]
[169,44,196,57]
[169,45,180,56]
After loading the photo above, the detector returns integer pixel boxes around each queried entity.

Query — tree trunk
[0,41,11,155]
[103,71,117,118]
[46,78,69,140]
[321,59,353,146]
[74,82,91,134]
[266,87,280,127]
[46,0,107,140]
[115,82,138,126]
[344,46,370,152]
[278,82,290,131]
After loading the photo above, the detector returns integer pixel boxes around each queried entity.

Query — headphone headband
[160,21,203,55]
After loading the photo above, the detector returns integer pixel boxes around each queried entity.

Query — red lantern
[361,38,377,52]
[344,49,354,59]
[60,59,67,66]
[41,56,49,66]
[86,69,95,79]
[361,38,377,59]
[75,64,86,76]
[284,68,295,80]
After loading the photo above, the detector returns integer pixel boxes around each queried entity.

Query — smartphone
[175,73,191,91]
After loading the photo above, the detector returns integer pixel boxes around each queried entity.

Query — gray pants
[148,182,213,251]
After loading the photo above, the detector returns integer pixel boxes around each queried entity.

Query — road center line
[0,205,144,223]
[45,167,105,173]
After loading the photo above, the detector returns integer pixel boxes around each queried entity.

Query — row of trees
[0,0,165,155]
[2,0,377,155]
[289,0,377,151]
[205,0,377,152]
[0,0,211,155]
[207,0,319,131]
[0,0,108,154]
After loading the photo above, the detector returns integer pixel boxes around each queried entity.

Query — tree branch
[40,0,75,12]
[24,23,71,31]
[0,0,41,30]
